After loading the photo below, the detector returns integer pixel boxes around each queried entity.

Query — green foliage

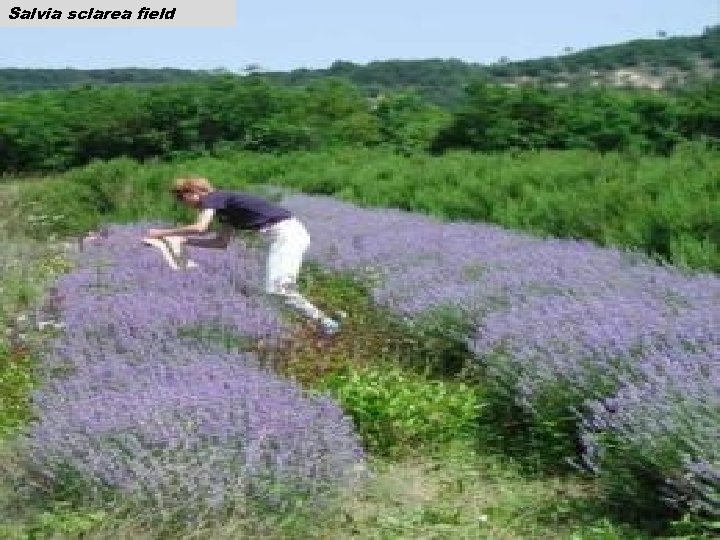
[374,92,452,154]
[0,77,449,174]
[318,366,480,456]
[669,513,720,539]
[0,237,74,439]
[10,144,720,273]
[24,506,107,538]
[262,26,720,105]
[2,26,719,115]
[431,81,710,154]
[0,224,76,442]
[486,26,720,80]
[0,67,218,93]
[5,64,720,176]
[397,306,476,378]
[677,82,720,143]
[0,342,35,439]
[0,506,107,540]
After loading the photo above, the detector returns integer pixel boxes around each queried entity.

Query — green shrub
[0,342,35,439]
[318,365,480,456]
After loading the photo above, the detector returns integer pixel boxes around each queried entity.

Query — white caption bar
[2,1,236,27]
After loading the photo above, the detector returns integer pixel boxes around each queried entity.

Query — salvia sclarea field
[24,223,365,516]
[282,194,719,517]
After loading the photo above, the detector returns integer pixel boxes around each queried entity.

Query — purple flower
[281,193,719,516]
[26,222,366,515]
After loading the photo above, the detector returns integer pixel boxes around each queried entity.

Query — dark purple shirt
[199,191,292,231]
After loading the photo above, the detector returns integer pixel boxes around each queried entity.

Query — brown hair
[170,177,214,198]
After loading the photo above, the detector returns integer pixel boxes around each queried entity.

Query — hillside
[1,26,718,104]
[262,26,720,105]
[484,24,720,90]
[0,67,222,93]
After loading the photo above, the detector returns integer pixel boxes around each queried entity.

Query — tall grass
[12,143,720,273]
[0,217,74,438]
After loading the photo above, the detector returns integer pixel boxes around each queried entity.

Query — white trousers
[146,218,329,323]
[260,218,327,322]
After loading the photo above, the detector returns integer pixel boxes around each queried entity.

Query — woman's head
[171,177,214,208]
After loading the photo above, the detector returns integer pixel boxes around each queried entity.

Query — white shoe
[319,318,341,337]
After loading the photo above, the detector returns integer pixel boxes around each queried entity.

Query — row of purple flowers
[284,193,719,518]
[23,223,365,516]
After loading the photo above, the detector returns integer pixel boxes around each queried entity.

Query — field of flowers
[2,182,717,536]
[11,223,365,529]
[282,194,719,521]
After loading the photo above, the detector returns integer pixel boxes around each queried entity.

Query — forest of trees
[432,81,720,153]
[0,67,220,93]
[0,77,450,172]
[1,25,719,174]
[262,26,720,104]
[484,24,720,77]
[1,74,719,174]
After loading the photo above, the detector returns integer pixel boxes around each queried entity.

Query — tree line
[1,75,719,174]
[1,26,718,104]
[484,24,720,78]
[432,80,720,154]
[262,26,720,103]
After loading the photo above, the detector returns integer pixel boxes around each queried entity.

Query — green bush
[318,365,480,456]
[0,341,35,439]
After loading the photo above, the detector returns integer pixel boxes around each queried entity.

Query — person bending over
[144,177,341,336]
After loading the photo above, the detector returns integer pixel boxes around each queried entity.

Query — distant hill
[483,25,720,89]
[259,26,720,105]
[1,26,718,105]
[0,67,221,93]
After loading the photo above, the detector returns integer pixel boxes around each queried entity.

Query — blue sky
[1,0,718,71]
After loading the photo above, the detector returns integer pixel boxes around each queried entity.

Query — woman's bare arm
[146,209,216,238]
[184,224,234,249]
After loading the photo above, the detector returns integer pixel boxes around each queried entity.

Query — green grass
[0,226,75,438]
[323,444,650,540]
